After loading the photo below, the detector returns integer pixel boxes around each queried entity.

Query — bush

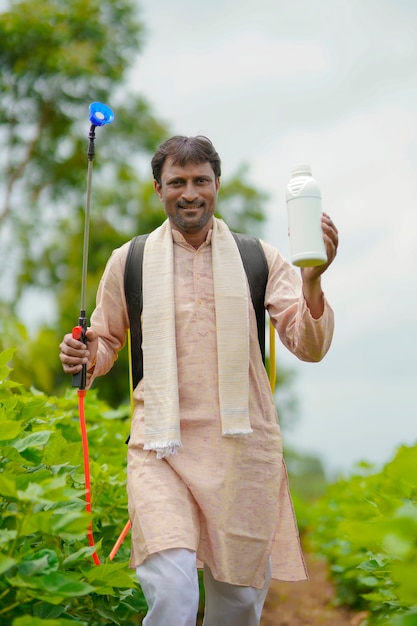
[0,348,147,625]
[309,443,417,625]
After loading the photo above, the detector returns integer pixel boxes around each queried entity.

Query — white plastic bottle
[286,164,327,267]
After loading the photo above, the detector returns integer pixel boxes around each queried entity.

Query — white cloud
[169,38,328,89]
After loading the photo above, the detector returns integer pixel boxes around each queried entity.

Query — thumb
[85,328,98,343]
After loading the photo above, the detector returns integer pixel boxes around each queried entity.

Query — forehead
[161,157,216,180]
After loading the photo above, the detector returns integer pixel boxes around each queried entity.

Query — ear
[215,177,221,192]
[154,180,163,201]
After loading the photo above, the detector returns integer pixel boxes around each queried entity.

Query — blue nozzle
[89,102,114,127]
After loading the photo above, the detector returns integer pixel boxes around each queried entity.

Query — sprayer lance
[72,103,114,390]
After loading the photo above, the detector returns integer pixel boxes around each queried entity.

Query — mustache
[177,201,204,209]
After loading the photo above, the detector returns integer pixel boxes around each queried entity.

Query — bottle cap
[291,163,312,176]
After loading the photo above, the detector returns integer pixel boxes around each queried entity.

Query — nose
[182,181,198,202]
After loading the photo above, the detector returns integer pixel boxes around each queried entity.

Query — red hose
[77,389,100,565]
[109,520,131,561]
[77,388,131,564]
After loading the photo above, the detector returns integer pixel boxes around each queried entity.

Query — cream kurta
[89,223,334,589]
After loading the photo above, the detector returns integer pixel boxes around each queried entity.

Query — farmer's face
[154,157,220,246]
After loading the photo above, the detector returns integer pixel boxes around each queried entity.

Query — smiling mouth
[178,203,204,210]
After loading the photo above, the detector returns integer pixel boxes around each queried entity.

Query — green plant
[309,444,417,625]
[0,348,146,624]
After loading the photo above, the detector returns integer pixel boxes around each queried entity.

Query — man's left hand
[301,212,339,283]
[300,213,338,319]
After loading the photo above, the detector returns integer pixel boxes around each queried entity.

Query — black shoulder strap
[124,232,269,390]
[231,232,269,363]
[124,234,149,391]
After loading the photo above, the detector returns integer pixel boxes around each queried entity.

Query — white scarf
[142,217,252,458]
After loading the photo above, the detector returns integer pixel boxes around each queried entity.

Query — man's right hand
[59,328,98,375]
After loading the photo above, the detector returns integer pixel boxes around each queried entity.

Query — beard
[171,202,214,233]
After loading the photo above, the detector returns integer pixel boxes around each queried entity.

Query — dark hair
[151,135,222,184]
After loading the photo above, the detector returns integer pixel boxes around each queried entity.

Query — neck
[172,218,213,249]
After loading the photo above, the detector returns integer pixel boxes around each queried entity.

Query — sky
[129,0,417,476]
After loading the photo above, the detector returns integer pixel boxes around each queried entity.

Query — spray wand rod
[80,125,95,314]
[72,103,114,390]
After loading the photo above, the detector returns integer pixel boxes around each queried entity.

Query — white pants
[136,548,272,626]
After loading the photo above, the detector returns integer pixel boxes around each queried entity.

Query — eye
[167,178,183,187]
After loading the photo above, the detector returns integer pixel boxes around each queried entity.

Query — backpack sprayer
[71,103,129,565]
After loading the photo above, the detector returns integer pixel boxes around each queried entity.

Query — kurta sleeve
[261,240,334,362]
[87,242,131,383]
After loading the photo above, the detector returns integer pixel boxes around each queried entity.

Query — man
[60,136,338,626]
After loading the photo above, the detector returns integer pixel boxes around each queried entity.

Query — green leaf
[51,510,90,538]
[8,571,95,598]
[390,561,417,605]
[0,472,18,498]
[84,562,137,589]
[359,575,379,588]
[0,379,21,389]
[0,552,18,575]
[382,533,413,559]
[386,446,417,489]
[0,529,17,548]
[18,549,59,576]
[390,610,417,626]
[19,396,48,421]
[0,420,22,440]
[17,481,47,503]
[20,510,54,535]
[0,348,15,381]
[0,348,15,364]
[13,617,86,626]
[357,557,386,572]
[39,571,96,597]
[63,545,98,566]
[43,432,82,466]
[13,430,53,452]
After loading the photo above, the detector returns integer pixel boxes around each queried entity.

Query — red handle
[72,325,83,340]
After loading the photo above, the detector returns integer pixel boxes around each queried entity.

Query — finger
[62,362,84,374]
[324,226,338,250]
[322,213,338,233]
[322,232,338,265]
[60,333,89,355]
[59,351,88,366]
[59,347,88,365]
[322,217,338,248]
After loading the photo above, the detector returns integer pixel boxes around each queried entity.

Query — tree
[0,0,270,406]
[0,0,267,307]
[0,0,167,303]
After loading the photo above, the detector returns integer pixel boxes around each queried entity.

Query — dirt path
[196,550,366,626]
[260,552,367,626]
